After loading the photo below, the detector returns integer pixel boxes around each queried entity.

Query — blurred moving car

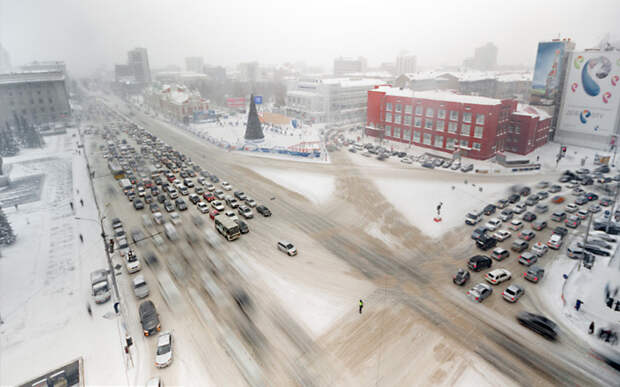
[155,331,173,368]
[516,312,558,340]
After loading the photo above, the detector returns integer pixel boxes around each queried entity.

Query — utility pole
[580,212,594,271]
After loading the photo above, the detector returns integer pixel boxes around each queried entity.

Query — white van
[164,222,178,241]
[90,269,111,304]
[119,178,132,191]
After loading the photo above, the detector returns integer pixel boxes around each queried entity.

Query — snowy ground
[0,130,127,385]
[249,166,336,205]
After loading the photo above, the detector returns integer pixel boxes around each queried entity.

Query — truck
[214,215,241,241]
[90,269,111,304]
[119,178,133,192]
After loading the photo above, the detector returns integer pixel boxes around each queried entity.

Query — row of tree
[0,113,44,157]
[0,207,16,246]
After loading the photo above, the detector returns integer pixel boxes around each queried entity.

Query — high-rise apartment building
[395,53,417,75]
[185,56,204,73]
[127,47,151,84]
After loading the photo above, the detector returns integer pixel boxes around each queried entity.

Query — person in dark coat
[575,299,583,311]
[589,321,595,334]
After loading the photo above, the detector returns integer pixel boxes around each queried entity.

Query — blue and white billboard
[254,95,263,105]
[530,41,566,105]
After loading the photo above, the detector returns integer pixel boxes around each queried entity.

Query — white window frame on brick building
[394,127,401,138]
[425,119,433,129]
[385,126,391,136]
[434,135,444,148]
[395,103,402,112]
[446,137,456,150]
[386,112,392,122]
[450,110,458,121]
[415,117,422,127]
[476,114,485,125]
[436,120,444,132]
[403,128,411,141]
[474,126,483,139]
[423,133,432,145]
[461,124,470,136]
[413,130,421,143]
[438,109,446,119]
[473,142,481,151]
[405,105,413,114]
[395,114,402,124]
[386,103,392,111]
[416,105,423,115]
[426,107,434,118]
[463,112,472,123]
[404,115,412,125]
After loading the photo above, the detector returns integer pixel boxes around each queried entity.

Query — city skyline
[1,0,618,76]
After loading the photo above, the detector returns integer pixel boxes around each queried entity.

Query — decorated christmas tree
[244,94,264,141]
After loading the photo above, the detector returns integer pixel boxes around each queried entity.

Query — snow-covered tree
[0,207,16,246]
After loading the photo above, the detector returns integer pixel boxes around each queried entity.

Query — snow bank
[250,167,335,205]
[374,178,512,239]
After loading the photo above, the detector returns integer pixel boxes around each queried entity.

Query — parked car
[493,229,511,241]
[551,211,566,222]
[552,226,568,238]
[524,266,545,283]
[234,191,248,201]
[532,220,547,231]
[531,242,548,257]
[139,300,161,336]
[257,205,272,217]
[155,332,173,368]
[565,203,578,213]
[548,185,562,193]
[491,247,510,261]
[575,196,589,206]
[496,199,509,209]
[175,198,188,211]
[211,200,225,211]
[133,199,145,210]
[509,219,524,231]
[583,244,611,256]
[589,204,601,213]
[245,198,257,208]
[499,209,513,222]
[467,283,493,302]
[508,193,521,203]
[585,192,599,201]
[577,209,589,220]
[189,193,200,204]
[565,215,580,228]
[485,218,502,231]
[277,240,297,256]
[476,235,497,251]
[551,195,565,204]
[519,229,536,241]
[516,312,558,340]
[238,205,253,219]
[133,275,150,298]
[519,252,538,266]
[465,210,483,225]
[535,204,549,214]
[452,268,470,286]
[483,204,497,216]
[514,203,527,214]
[547,234,563,250]
[523,212,537,222]
[511,239,529,252]
[197,202,209,214]
[485,269,512,285]
[503,284,524,303]
[467,255,492,271]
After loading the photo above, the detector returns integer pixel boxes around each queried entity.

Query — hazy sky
[1,0,619,76]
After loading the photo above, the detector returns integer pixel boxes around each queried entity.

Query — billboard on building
[530,41,566,106]
[557,50,620,139]
[226,97,246,110]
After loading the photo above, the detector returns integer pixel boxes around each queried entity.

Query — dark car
[585,192,599,201]
[583,244,611,256]
[471,227,488,240]
[175,198,188,211]
[256,205,272,217]
[133,199,145,210]
[467,255,492,272]
[139,300,161,336]
[575,196,589,205]
[210,175,220,183]
[516,312,558,340]
[593,222,620,234]
[476,235,497,251]
[553,226,568,238]
[483,204,496,215]
[235,219,249,234]
[508,193,520,203]
[559,175,571,183]
[157,194,166,203]
[583,253,595,269]
[496,199,509,209]
[519,186,531,196]
[600,198,614,207]
[536,191,549,200]
[548,185,562,193]
[189,194,201,204]
[523,212,537,222]
[525,196,539,206]
[453,268,470,286]
[581,176,594,185]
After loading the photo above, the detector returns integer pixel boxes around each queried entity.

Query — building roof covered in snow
[372,85,504,105]
[0,70,65,85]
[514,103,552,120]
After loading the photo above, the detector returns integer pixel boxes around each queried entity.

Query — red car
[209,209,219,220]
[203,192,215,202]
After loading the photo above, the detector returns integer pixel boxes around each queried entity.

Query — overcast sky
[1,0,618,76]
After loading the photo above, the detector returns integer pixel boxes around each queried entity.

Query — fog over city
[1,0,619,75]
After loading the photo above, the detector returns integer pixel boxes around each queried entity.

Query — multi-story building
[238,62,259,83]
[0,70,71,126]
[286,77,384,125]
[128,47,151,84]
[365,85,550,160]
[20,61,67,76]
[185,57,204,73]
[463,42,498,71]
[507,104,552,154]
[395,54,417,76]
[144,83,208,122]
[0,43,11,73]
[333,57,367,75]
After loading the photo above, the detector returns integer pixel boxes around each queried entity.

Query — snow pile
[373,178,512,238]
[250,167,335,205]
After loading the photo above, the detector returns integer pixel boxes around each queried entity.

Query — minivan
[465,210,483,226]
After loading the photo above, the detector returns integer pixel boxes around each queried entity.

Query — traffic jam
[457,166,619,340]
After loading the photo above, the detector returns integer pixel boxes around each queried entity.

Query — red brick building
[506,104,552,155]
[365,86,551,160]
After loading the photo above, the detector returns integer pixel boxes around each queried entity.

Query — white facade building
[395,54,417,76]
[286,77,384,125]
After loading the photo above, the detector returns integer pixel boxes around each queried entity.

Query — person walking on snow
[359,299,364,314]
[575,299,583,311]
[70,201,74,210]
[589,321,595,334]
[80,199,84,207]
[79,234,84,243]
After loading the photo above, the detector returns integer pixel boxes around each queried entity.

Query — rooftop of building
[0,70,65,85]
[372,85,505,106]
[399,70,532,83]
[514,103,552,120]
[315,77,385,88]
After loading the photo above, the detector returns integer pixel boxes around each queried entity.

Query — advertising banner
[558,51,620,137]
[530,41,566,105]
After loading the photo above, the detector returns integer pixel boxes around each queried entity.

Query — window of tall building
[473,142,481,151]
[385,126,391,136]
[476,114,485,125]
[474,126,483,139]
[436,120,444,132]
[425,119,433,129]
[438,109,446,119]
[423,133,432,145]
[404,115,412,125]
[434,135,443,148]
[394,114,402,124]
[461,124,470,136]
[515,127,520,134]
[460,139,469,148]
[386,103,392,111]
[450,110,458,121]
[405,105,413,114]
[446,138,456,150]
[403,128,411,140]
[414,117,422,127]
[413,130,421,142]
[395,104,402,112]
[386,112,392,122]
[394,127,401,138]
[448,122,457,133]
[426,107,434,118]
[463,112,472,123]
[415,105,423,115]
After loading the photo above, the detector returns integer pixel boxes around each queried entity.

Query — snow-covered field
[249,166,335,205]
[0,131,127,385]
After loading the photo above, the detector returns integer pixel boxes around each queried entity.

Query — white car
[514,203,527,214]
[221,181,232,191]
[197,202,209,214]
[400,157,412,164]
[531,242,548,257]
[484,269,511,285]
[205,183,215,191]
[132,275,150,298]
[155,332,173,368]
[245,198,257,208]
[493,229,512,241]
[565,203,578,213]
[238,205,253,219]
[224,210,238,221]
[124,250,141,273]
[170,211,182,225]
[277,240,297,256]
[485,218,502,231]
[152,212,164,225]
[547,234,563,250]
[211,200,225,211]
[509,219,523,231]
